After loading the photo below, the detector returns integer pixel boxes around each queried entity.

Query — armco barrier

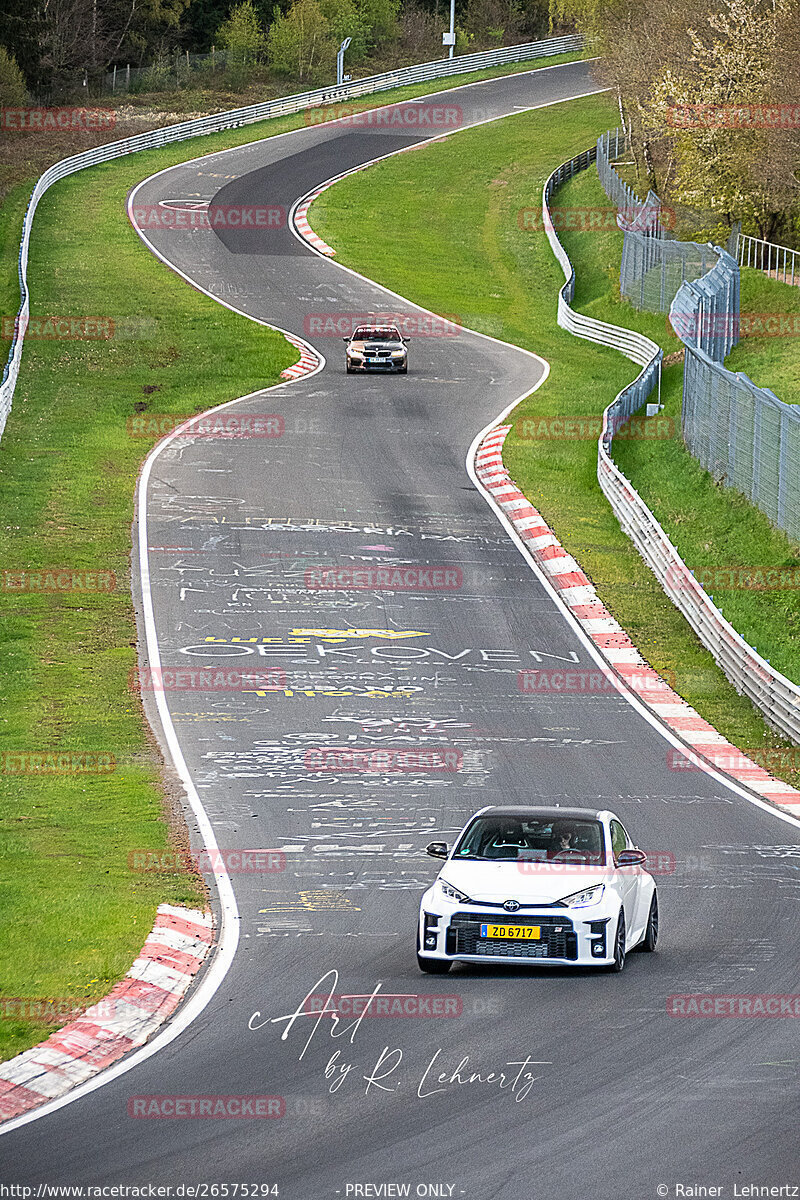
[542,147,662,393]
[543,143,800,743]
[0,34,582,442]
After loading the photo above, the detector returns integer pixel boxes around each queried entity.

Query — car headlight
[437,878,472,904]
[391,349,405,357]
[557,883,605,908]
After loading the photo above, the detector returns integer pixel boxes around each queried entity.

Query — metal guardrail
[542,147,662,381]
[734,231,800,287]
[0,33,583,442]
[543,139,800,743]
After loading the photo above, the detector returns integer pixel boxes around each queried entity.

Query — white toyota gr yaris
[417,805,658,973]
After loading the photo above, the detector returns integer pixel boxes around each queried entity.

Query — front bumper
[418,896,615,967]
[347,356,406,372]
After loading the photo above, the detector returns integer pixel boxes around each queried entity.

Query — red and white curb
[476,425,800,813]
[293,189,337,257]
[280,332,321,380]
[0,905,213,1122]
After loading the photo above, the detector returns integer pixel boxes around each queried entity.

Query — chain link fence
[671,270,800,544]
[668,239,800,542]
[668,249,740,362]
[582,130,800,738]
[597,129,720,313]
[104,49,232,95]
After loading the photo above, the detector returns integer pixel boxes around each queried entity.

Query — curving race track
[2,59,800,1198]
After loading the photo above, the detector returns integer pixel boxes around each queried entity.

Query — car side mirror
[342,336,350,342]
[616,849,647,867]
[426,841,448,859]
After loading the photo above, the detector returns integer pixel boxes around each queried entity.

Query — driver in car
[547,823,578,859]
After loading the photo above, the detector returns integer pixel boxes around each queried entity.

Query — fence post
[778,405,789,529]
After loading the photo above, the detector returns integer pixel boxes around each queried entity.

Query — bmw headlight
[391,349,405,357]
[557,883,605,908]
[437,878,472,904]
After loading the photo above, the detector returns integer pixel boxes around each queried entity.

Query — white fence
[733,230,800,287]
[543,141,800,743]
[0,33,583,442]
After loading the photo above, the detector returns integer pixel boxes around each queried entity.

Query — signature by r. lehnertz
[248,969,550,1103]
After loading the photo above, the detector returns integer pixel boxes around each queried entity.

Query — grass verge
[725,268,800,404]
[309,92,800,787]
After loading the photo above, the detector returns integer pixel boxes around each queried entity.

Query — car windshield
[453,815,606,863]
[353,327,402,342]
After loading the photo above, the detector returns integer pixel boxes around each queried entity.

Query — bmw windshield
[352,327,403,342]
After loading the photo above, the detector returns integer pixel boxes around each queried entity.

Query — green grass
[310,92,800,789]
[725,268,800,404]
[0,52,588,1065]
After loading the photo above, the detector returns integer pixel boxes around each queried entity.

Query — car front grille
[447,912,578,960]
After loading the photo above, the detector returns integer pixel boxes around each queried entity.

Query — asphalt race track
[3,59,800,1198]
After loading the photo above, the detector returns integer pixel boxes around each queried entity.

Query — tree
[216,0,267,84]
[355,0,400,47]
[267,0,369,80]
[0,0,46,93]
[647,0,798,237]
[0,46,28,104]
[555,0,800,243]
[320,0,369,60]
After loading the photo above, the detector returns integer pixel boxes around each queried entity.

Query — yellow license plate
[480,924,541,940]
